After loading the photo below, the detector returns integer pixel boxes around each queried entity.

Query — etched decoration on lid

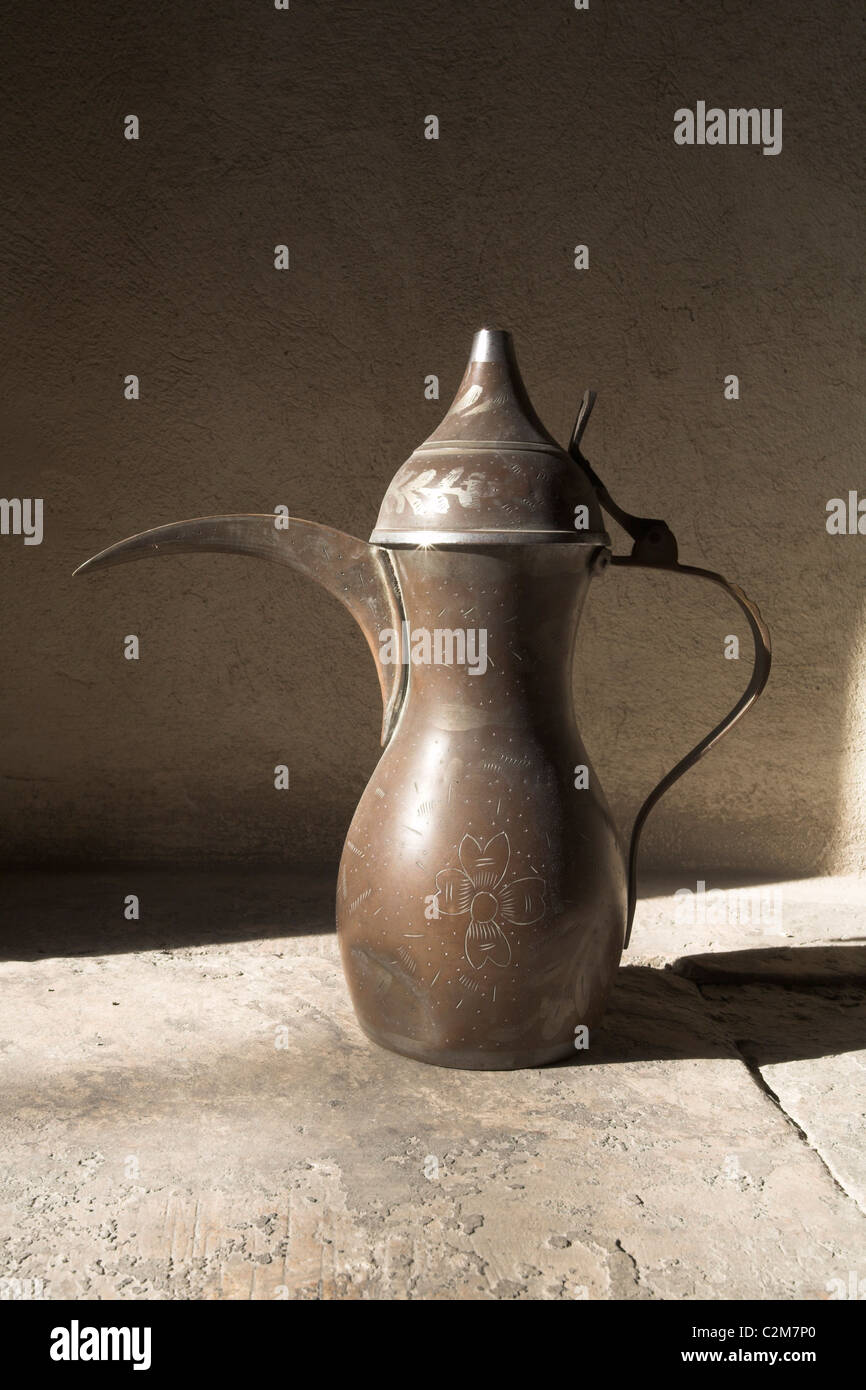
[369,328,608,546]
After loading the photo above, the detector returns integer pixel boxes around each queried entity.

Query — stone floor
[1,869,864,1300]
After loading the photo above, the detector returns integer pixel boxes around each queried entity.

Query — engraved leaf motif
[453,384,483,412]
[390,467,484,517]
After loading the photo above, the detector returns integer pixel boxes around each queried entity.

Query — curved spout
[75,515,406,745]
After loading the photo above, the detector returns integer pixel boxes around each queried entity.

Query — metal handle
[569,391,772,949]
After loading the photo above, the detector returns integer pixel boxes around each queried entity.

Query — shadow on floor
[2,871,864,1071]
[568,951,866,1068]
[0,867,823,961]
[0,867,339,960]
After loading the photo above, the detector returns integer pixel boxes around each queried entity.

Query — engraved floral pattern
[434,832,546,971]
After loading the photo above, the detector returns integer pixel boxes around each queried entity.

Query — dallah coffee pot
[77,328,770,1069]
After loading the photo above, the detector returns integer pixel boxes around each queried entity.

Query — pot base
[357,1021,579,1072]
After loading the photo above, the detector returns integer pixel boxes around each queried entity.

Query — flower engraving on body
[434,832,546,970]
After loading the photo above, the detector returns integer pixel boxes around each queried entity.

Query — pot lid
[370,328,608,547]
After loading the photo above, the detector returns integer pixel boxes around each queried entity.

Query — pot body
[337,544,626,1069]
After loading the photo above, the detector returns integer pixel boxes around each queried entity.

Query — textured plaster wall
[1,1,864,876]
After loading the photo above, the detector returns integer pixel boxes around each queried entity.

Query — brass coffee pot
[77,329,770,1069]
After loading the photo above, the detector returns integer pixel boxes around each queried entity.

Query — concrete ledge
[1,871,864,1299]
